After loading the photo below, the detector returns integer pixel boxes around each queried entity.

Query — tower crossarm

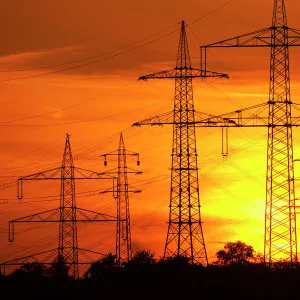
[75,208,119,222]
[0,249,58,267]
[18,167,114,180]
[10,208,60,223]
[100,187,141,195]
[133,110,230,126]
[100,166,142,197]
[202,27,273,48]
[8,207,119,242]
[139,67,228,81]
[100,150,139,157]
[192,102,300,128]
[17,167,115,200]
[0,248,106,271]
[73,167,116,180]
[200,27,300,71]
[98,167,142,175]
[18,167,62,180]
[194,115,300,128]
[9,208,60,242]
[201,27,300,48]
[133,111,174,126]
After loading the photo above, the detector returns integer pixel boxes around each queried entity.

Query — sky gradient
[1,0,300,268]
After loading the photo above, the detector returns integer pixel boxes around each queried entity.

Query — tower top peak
[272,0,287,27]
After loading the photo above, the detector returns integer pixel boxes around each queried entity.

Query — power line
[189,0,235,25]
[187,25,230,73]
[0,81,135,124]
[0,101,161,127]
[0,106,170,182]
[0,128,267,260]
[0,23,179,73]
[0,0,235,83]
[0,29,179,83]
[0,171,169,259]
[0,136,64,168]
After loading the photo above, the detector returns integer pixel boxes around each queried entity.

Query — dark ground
[1,262,300,300]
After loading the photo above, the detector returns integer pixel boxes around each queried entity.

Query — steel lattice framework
[7,134,118,279]
[100,133,141,266]
[133,21,228,265]
[266,0,296,265]
[198,0,300,265]
[59,133,79,275]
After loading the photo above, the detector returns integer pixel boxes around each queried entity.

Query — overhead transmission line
[0,101,162,127]
[0,81,135,124]
[0,28,179,83]
[0,23,179,73]
[0,130,264,261]
[189,0,235,25]
[0,76,171,126]
[0,171,170,259]
[0,0,235,127]
[0,0,236,188]
[0,0,235,82]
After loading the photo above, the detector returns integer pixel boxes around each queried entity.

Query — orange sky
[1,0,300,269]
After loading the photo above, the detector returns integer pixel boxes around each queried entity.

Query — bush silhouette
[215,240,255,266]
[128,249,156,266]
[84,252,117,278]
[47,254,70,280]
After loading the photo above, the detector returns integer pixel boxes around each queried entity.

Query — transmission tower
[100,133,142,266]
[8,134,118,278]
[133,21,228,265]
[197,0,300,265]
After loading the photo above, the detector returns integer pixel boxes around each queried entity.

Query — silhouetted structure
[100,133,141,266]
[197,0,300,265]
[3,244,300,300]
[6,134,118,279]
[215,241,255,266]
[133,21,228,265]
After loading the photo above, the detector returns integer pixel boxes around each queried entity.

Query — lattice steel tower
[133,21,228,264]
[57,134,78,275]
[265,0,297,265]
[199,0,300,265]
[9,134,117,278]
[101,133,141,266]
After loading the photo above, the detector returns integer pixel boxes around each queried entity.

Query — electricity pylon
[133,21,228,265]
[100,133,142,266]
[198,0,300,265]
[8,134,118,279]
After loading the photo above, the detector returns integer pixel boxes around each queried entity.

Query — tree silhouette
[129,249,156,266]
[159,255,191,266]
[47,254,70,280]
[215,241,254,266]
[7,262,48,283]
[19,262,47,276]
[253,251,264,264]
[2,245,300,300]
[84,252,117,278]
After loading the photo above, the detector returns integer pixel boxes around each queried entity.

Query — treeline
[1,241,299,299]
